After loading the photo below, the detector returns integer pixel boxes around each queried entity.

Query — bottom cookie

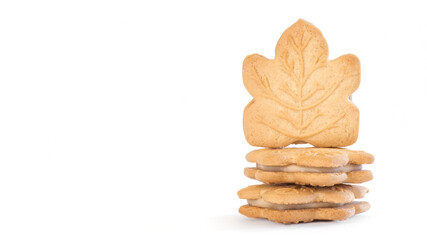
[239,201,370,224]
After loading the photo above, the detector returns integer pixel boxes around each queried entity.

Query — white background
[1,1,426,239]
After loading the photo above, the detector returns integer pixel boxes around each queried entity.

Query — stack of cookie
[238,19,374,224]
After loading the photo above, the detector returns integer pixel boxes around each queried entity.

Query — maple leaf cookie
[243,19,360,148]
[238,184,369,224]
[244,148,373,186]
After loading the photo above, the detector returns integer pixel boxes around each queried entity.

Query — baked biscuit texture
[239,201,370,224]
[244,168,373,186]
[246,148,374,167]
[238,184,368,204]
[243,19,360,148]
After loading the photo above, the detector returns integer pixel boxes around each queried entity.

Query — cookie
[244,148,373,186]
[238,184,369,224]
[244,167,372,186]
[237,184,368,205]
[243,19,361,148]
[239,201,370,224]
[246,148,374,167]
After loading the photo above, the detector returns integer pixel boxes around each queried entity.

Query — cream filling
[247,199,345,210]
[256,163,362,173]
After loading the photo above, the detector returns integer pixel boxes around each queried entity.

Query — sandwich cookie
[244,148,373,186]
[238,184,370,224]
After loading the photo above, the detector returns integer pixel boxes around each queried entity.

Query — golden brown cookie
[239,201,370,224]
[244,168,372,186]
[243,19,361,148]
[237,184,368,205]
[238,184,369,223]
[246,148,374,167]
[244,148,373,186]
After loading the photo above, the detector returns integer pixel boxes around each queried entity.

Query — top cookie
[243,19,360,148]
